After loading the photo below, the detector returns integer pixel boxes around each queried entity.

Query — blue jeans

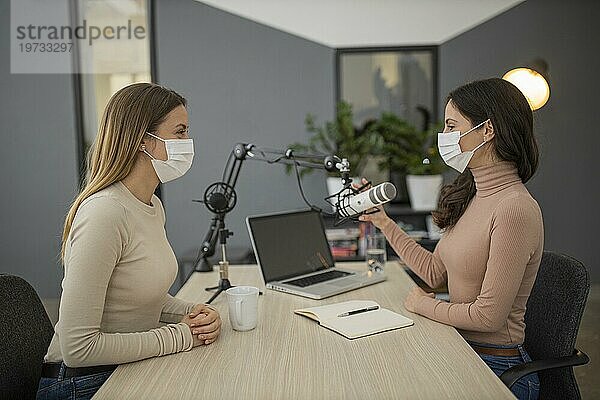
[469,341,540,400]
[36,363,113,400]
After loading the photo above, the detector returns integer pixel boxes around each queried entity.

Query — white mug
[226,286,259,331]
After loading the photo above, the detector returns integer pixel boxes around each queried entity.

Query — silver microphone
[336,182,397,218]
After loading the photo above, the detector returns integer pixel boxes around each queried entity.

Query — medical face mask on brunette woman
[143,132,194,183]
[437,119,490,173]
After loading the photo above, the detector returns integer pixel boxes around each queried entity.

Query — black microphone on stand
[192,182,237,272]
[188,142,348,296]
[191,182,238,303]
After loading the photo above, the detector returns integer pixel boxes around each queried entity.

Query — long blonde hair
[61,83,187,262]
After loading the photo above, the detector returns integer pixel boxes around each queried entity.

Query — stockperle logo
[11,0,147,74]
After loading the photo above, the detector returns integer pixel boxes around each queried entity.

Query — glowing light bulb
[503,68,550,110]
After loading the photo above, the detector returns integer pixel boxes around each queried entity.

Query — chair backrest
[524,251,590,400]
[0,274,55,399]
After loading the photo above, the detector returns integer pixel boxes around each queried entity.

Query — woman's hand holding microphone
[353,178,394,229]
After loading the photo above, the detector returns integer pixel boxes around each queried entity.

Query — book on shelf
[326,227,361,258]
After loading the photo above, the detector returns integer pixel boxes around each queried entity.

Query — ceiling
[196,0,524,47]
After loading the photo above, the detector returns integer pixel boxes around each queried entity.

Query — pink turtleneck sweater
[381,161,543,345]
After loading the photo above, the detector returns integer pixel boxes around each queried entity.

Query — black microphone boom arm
[238,143,341,172]
[192,143,345,272]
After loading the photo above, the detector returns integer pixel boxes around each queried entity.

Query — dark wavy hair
[431,78,539,230]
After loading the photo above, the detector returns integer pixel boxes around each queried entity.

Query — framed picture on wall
[336,46,438,131]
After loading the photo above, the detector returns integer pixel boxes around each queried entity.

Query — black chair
[0,274,55,399]
[500,252,590,399]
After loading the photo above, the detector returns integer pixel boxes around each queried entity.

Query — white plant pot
[406,174,443,211]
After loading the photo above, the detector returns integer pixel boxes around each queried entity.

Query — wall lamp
[502,58,550,111]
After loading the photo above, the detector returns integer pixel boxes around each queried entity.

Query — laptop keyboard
[285,270,352,288]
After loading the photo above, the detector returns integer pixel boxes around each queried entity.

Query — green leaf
[287,102,447,177]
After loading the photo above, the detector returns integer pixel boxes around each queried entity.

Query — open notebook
[294,300,413,339]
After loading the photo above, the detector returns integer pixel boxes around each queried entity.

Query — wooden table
[94,262,515,399]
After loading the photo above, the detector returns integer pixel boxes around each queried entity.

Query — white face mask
[437,119,489,173]
[143,132,194,183]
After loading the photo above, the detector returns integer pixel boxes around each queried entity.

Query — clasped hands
[181,304,222,347]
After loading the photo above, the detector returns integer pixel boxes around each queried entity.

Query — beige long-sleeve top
[381,161,543,345]
[45,181,197,367]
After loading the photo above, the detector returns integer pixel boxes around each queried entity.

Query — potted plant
[371,116,446,211]
[287,101,379,196]
[368,112,420,204]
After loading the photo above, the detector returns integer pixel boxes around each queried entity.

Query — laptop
[246,209,386,299]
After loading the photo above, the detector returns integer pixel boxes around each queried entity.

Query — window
[337,47,437,131]
[73,0,152,180]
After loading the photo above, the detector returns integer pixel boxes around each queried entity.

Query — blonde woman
[36,83,221,400]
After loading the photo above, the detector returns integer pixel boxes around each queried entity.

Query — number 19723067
[18,42,73,52]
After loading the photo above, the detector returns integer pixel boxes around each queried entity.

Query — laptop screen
[247,209,335,283]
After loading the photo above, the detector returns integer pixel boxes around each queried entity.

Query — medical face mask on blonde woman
[143,130,194,183]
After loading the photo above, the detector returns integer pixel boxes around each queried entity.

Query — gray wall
[439,0,599,281]
[153,0,335,284]
[4,0,595,302]
[0,0,80,298]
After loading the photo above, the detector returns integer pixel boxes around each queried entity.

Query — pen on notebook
[337,305,379,317]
